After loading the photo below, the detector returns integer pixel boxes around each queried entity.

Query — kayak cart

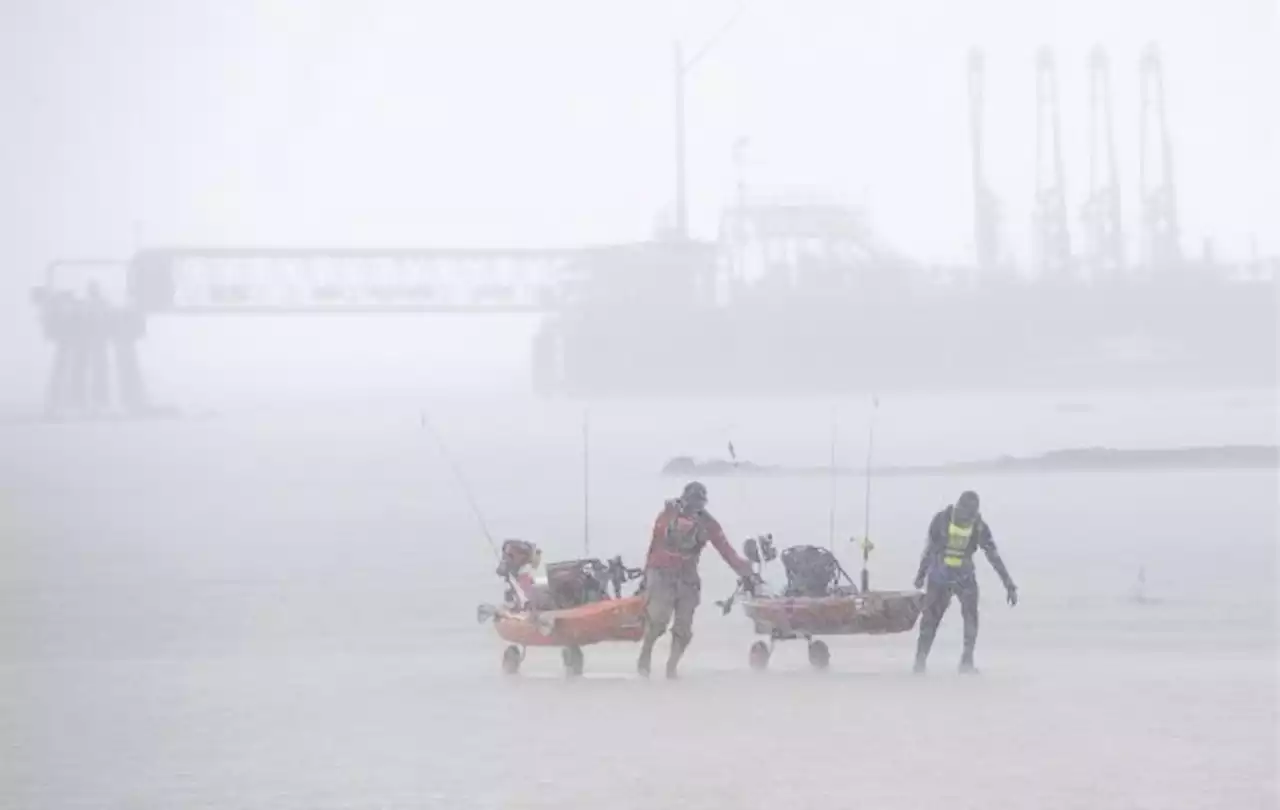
[477,540,645,677]
[721,535,925,670]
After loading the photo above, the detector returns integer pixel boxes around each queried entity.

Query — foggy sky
[1,0,1276,398]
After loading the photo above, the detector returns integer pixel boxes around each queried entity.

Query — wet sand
[2,392,1276,809]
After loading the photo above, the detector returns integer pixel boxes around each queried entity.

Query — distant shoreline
[661,445,1280,478]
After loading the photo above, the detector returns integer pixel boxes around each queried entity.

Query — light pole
[672,3,750,241]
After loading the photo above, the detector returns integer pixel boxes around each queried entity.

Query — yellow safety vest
[944,521,974,567]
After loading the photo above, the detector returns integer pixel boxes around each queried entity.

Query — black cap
[954,491,980,524]
[682,481,708,504]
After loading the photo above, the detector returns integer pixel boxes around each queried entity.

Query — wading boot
[665,638,689,679]
[637,637,656,678]
[913,634,932,674]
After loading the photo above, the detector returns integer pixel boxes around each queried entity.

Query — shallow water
[2,391,1276,809]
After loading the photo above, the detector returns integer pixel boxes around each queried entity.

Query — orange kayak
[493,594,646,647]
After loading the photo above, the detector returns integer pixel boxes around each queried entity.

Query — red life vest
[663,511,707,556]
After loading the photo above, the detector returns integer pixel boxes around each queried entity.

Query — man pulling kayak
[638,481,756,678]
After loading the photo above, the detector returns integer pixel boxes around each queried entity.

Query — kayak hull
[741,590,925,638]
[492,595,646,647]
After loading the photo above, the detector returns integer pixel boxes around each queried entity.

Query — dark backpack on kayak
[545,559,612,608]
[781,545,841,597]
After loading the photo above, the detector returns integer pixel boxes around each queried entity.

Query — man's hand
[1006,585,1018,607]
[913,573,926,590]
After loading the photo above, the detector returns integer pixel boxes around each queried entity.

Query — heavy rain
[2,1,1277,808]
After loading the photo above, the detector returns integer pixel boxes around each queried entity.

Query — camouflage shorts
[643,567,701,642]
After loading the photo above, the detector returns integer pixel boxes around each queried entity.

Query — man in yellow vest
[912,491,1017,673]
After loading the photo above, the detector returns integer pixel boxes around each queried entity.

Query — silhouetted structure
[1034,47,1072,280]
[1083,46,1125,278]
[27,50,1277,401]
[33,274,149,419]
[968,48,1002,274]
[1139,44,1182,270]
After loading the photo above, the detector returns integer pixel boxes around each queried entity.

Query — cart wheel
[749,640,771,671]
[808,640,830,670]
[562,645,585,677]
[501,645,522,675]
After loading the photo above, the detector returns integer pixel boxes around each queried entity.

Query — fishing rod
[718,427,752,615]
[727,424,747,532]
[419,410,500,561]
[828,404,838,551]
[863,394,878,544]
[858,395,880,592]
[582,407,590,558]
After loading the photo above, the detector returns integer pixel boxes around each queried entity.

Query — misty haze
[2,1,1277,809]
